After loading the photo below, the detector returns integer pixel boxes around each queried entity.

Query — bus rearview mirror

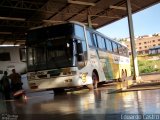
[0,70,3,74]
[78,54,84,61]
[19,48,27,62]
[77,42,83,54]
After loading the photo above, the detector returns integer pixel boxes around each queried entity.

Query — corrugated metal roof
[0,0,159,45]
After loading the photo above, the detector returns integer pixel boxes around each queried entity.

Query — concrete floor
[0,83,160,120]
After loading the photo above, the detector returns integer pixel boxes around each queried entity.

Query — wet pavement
[0,84,160,120]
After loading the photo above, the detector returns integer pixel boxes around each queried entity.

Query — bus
[26,22,131,91]
[0,46,27,79]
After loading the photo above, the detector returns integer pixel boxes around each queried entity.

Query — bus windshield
[26,23,88,71]
[27,37,74,72]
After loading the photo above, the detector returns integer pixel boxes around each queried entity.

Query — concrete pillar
[126,0,140,81]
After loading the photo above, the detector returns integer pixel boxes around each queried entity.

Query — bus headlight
[64,79,72,83]
[71,71,77,75]
[29,83,38,89]
[62,71,77,75]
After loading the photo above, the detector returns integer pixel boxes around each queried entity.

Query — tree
[118,38,127,42]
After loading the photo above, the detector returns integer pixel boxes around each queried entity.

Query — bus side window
[0,52,11,61]
[86,30,93,47]
[118,44,123,55]
[102,38,106,50]
[97,35,106,50]
[74,24,87,60]
[123,47,129,56]
[112,42,119,54]
[74,24,85,40]
[105,39,113,52]
[92,34,98,47]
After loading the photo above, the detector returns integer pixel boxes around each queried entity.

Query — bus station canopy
[0,0,159,45]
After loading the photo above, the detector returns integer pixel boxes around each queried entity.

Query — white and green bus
[26,22,131,91]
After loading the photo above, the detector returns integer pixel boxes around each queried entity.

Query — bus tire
[125,69,127,78]
[118,69,127,82]
[121,69,127,81]
[53,88,65,95]
[92,71,99,89]
[87,71,99,90]
[87,84,94,90]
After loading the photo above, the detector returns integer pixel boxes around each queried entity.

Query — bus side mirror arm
[77,54,84,62]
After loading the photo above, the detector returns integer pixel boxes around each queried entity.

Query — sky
[97,3,160,39]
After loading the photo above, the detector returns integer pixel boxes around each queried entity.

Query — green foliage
[138,60,144,66]
[140,66,154,73]
[139,60,160,74]
[130,55,160,74]
[118,38,127,42]
[152,33,159,36]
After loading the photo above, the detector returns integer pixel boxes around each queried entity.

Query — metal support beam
[87,15,92,28]
[43,20,98,26]
[85,0,126,23]
[43,20,64,23]
[89,15,120,18]
[66,0,100,21]
[109,5,126,10]
[126,0,140,81]
[0,16,25,21]
[68,0,95,6]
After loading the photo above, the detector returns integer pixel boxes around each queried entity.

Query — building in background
[124,33,160,55]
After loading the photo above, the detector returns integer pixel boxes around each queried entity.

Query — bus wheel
[53,88,65,95]
[121,69,127,81]
[92,71,99,89]
[87,84,94,90]
[87,71,99,90]
[125,69,127,78]
[118,69,127,82]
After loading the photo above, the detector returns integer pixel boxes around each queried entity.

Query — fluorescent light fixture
[43,20,64,23]
[16,40,26,42]
[0,45,20,47]
[0,32,12,35]
[68,0,95,6]
[0,16,25,21]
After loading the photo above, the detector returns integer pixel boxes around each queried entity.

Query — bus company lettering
[80,73,88,83]
[113,55,120,64]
